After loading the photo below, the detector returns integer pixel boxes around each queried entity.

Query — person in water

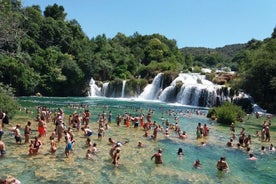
[177,148,183,159]
[216,157,229,171]
[151,148,163,164]
[112,148,120,167]
[193,159,201,168]
[65,136,74,158]
[137,141,144,147]
[248,153,257,160]
[0,140,6,157]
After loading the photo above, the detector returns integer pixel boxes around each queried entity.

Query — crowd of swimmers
[0,106,275,182]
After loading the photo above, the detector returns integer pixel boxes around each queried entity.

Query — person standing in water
[0,140,6,157]
[65,136,74,158]
[112,148,120,167]
[24,121,32,144]
[216,157,230,172]
[14,124,22,144]
[151,149,163,164]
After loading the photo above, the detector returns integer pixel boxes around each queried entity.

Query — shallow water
[0,97,275,184]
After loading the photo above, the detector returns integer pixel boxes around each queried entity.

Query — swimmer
[178,131,188,139]
[193,159,201,168]
[177,148,183,159]
[226,138,234,147]
[248,153,257,160]
[216,157,229,172]
[261,145,266,154]
[268,144,275,151]
[151,149,163,164]
[201,142,206,146]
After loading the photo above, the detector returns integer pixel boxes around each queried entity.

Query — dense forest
[0,1,275,113]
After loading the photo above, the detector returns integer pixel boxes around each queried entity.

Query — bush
[207,102,246,125]
[0,83,19,119]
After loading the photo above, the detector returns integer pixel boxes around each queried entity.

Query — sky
[22,0,276,48]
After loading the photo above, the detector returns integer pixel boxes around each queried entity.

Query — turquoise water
[0,96,275,184]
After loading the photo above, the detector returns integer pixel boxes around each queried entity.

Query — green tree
[44,3,67,20]
[0,83,19,119]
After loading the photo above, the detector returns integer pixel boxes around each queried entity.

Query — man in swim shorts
[65,136,74,157]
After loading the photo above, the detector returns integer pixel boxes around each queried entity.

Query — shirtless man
[14,125,22,144]
[216,157,229,171]
[0,140,6,157]
[24,121,32,143]
[151,149,163,164]
[37,116,46,137]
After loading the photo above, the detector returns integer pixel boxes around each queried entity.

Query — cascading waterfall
[138,73,164,100]
[88,72,253,109]
[158,73,231,107]
[121,80,126,98]
[89,78,101,97]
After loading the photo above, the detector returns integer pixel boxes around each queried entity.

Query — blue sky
[22,0,276,48]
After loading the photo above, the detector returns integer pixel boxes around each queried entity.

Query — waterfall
[138,73,164,100]
[102,82,109,97]
[121,80,126,98]
[158,73,228,106]
[87,72,257,110]
[89,78,101,97]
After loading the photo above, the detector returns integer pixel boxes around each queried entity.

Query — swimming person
[177,148,183,160]
[193,159,201,168]
[151,148,163,164]
[248,153,257,160]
